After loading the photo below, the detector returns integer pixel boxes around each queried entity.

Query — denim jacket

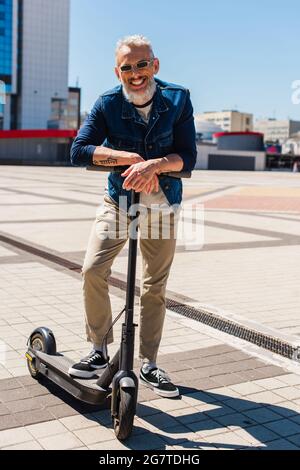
[70,78,197,208]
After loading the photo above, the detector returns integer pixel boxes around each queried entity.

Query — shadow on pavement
[133,386,300,450]
[36,378,300,450]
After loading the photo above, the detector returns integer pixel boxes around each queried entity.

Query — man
[69,35,196,398]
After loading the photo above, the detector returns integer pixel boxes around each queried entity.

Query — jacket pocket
[108,136,136,151]
[158,133,173,155]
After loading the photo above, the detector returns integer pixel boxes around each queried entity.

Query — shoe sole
[139,377,180,398]
[68,363,107,379]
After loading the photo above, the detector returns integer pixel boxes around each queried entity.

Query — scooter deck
[31,350,111,407]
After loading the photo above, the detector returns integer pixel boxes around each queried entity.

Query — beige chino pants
[82,195,178,364]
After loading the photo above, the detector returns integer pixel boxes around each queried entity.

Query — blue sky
[69,0,300,120]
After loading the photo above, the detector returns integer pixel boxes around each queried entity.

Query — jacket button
[148,145,153,149]
[164,185,170,190]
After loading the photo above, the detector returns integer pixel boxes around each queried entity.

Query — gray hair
[115,35,154,58]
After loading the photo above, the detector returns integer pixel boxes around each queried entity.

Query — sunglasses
[119,59,155,73]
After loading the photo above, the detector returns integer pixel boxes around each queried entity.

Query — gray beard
[122,78,157,106]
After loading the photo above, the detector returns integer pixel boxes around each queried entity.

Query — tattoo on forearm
[95,157,118,166]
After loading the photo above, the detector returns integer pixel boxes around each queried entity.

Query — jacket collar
[121,80,169,120]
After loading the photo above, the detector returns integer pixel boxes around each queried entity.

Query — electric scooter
[26,166,191,441]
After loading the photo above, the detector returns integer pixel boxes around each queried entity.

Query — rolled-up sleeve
[70,97,108,166]
[173,91,197,172]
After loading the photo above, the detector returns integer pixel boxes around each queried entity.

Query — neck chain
[134,96,155,109]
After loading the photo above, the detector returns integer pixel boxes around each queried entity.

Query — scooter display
[26,165,191,441]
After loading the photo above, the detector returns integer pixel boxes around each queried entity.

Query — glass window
[0,1,12,75]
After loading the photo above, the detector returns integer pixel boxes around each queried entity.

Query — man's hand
[121,160,160,193]
[143,174,159,194]
[117,151,145,166]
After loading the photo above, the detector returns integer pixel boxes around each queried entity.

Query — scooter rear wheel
[113,388,136,441]
[27,329,56,380]
[27,333,45,379]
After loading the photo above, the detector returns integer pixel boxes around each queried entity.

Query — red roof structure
[213,131,264,138]
[0,130,77,139]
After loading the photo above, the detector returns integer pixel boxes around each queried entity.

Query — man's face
[115,45,159,102]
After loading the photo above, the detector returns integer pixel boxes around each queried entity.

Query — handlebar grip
[165,171,191,179]
[86,165,191,179]
[86,165,125,173]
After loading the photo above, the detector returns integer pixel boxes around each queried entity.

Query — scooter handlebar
[86,165,191,179]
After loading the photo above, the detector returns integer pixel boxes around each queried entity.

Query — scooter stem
[120,189,140,372]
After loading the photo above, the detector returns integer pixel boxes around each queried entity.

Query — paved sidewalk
[0,166,300,450]
[0,258,300,449]
[1,167,300,340]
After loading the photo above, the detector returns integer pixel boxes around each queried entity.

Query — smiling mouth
[129,77,147,89]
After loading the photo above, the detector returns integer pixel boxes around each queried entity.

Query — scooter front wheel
[113,387,136,441]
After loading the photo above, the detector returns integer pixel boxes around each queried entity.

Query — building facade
[254,119,300,144]
[196,110,253,133]
[194,119,223,143]
[0,129,77,165]
[282,132,300,156]
[0,0,74,130]
[196,132,266,171]
[0,0,17,128]
[48,87,81,130]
